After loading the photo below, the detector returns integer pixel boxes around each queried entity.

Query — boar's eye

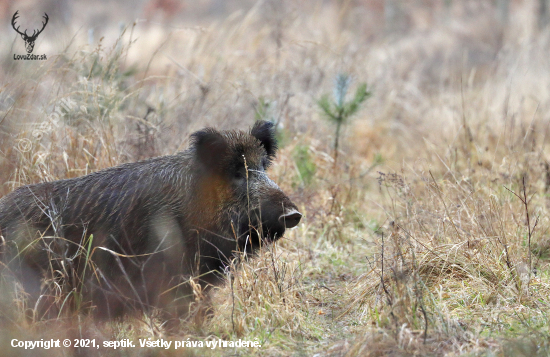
[233,166,247,182]
[261,157,269,170]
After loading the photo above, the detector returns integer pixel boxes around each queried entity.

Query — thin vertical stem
[334,121,341,167]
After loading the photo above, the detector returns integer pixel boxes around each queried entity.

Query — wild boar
[0,120,301,325]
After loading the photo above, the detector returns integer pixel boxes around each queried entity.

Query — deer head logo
[11,11,49,54]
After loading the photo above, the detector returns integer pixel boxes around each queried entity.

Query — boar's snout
[256,184,301,241]
[279,209,302,229]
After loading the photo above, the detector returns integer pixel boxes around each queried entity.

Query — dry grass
[2,0,550,356]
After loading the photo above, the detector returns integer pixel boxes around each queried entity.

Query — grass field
[2,1,550,356]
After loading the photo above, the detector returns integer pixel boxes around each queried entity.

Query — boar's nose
[279,209,302,229]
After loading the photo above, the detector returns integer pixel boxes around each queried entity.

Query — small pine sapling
[317,73,371,166]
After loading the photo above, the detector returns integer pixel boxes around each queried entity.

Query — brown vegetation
[1,0,550,356]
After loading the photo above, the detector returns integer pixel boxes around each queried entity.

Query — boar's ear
[191,128,229,172]
[251,120,278,160]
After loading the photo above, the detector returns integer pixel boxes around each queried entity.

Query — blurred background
[1,0,550,194]
[1,0,549,162]
[2,1,550,355]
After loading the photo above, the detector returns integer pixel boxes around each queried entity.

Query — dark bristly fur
[0,120,301,326]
